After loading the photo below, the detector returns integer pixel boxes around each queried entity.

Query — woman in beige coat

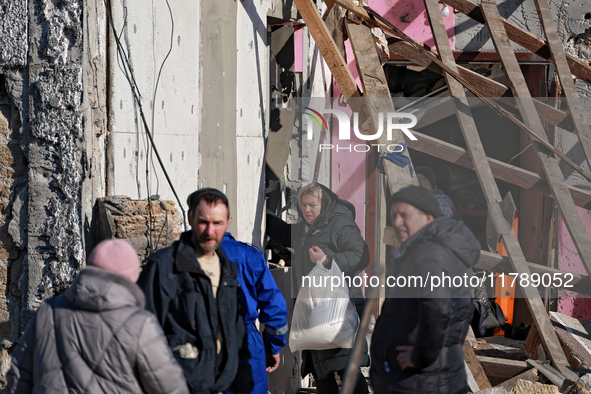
[6,239,189,394]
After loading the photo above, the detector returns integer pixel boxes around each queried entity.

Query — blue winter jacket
[221,233,288,394]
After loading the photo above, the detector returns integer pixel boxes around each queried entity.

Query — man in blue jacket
[221,233,288,394]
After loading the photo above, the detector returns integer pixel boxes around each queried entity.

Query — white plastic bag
[289,260,359,352]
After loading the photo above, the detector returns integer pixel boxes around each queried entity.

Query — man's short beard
[192,233,220,254]
[199,242,219,253]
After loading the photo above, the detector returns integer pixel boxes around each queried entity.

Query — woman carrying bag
[266,183,370,394]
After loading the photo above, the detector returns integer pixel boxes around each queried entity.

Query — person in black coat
[371,186,480,394]
[138,188,253,394]
[266,182,370,394]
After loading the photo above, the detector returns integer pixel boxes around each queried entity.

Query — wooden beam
[329,1,591,183]
[463,342,492,390]
[477,356,529,379]
[344,20,418,287]
[494,368,539,392]
[345,21,418,192]
[425,0,577,380]
[390,50,548,63]
[478,0,586,379]
[388,39,589,136]
[475,251,591,297]
[441,0,591,85]
[292,0,361,98]
[323,16,418,394]
[332,3,591,182]
[533,0,591,169]
[480,0,591,279]
[407,130,591,210]
[324,5,346,61]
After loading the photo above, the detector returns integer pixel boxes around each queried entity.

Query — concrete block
[97,196,183,262]
[508,380,560,394]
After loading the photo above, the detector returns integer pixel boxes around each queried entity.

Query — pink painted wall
[332,39,367,235]
[370,0,455,50]
[294,27,303,73]
[558,207,591,321]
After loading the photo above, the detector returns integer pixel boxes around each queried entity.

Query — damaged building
[1,0,591,392]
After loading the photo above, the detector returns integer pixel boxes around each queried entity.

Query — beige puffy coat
[6,266,189,394]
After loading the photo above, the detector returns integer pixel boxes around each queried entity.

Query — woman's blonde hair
[298,183,322,205]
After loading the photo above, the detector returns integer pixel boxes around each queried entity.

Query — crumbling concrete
[0,0,28,68]
[0,0,85,385]
[509,380,560,394]
[97,196,183,262]
[569,374,591,394]
[26,0,85,301]
[0,79,27,388]
[454,0,591,58]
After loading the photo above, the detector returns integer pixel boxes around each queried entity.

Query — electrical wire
[151,0,174,197]
[104,0,188,245]
[149,0,175,252]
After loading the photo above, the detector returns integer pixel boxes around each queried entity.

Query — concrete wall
[454,0,591,53]
[107,0,271,246]
[107,0,201,229]
[236,0,266,245]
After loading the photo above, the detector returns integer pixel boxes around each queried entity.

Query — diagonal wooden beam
[407,130,591,210]
[291,0,361,98]
[424,0,577,379]
[476,251,591,297]
[387,39,590,136]
[338,19,419,394]
[291,0,417,191]
[480,0,591,280]
[333,0,591,182]
[441,0,591,85]
[533,0,591,168]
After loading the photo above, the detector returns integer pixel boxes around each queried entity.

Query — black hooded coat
[370,217,480,394]
[266,184,370,379]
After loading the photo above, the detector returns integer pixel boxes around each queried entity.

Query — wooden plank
[343,21,385,333]
[534,0,591,169]
[424,0,577,380]
[479,0,584,380]
[332,2,591,183]
[480,0,591,279]
[332,19,418,394]
[477,356,529,379]
[475,251,591,297]
[292,0,360,98]
[494,368,539,392]
[333,5,591,183]
[344,21,418,305]
[387,39,588,136]
[346,21,390,98]
[441,0,591,85]
[324,5,346,61]
[463,341,493,390]
[464,360,480,393]
[408,130,591,210]
[345,21,418,193]
[466,326,477,347]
